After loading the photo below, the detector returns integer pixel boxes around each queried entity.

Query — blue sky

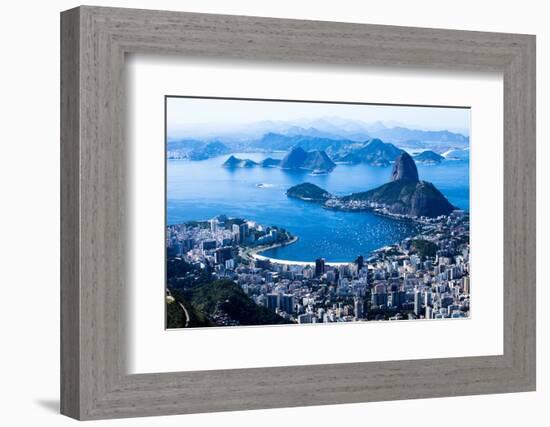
[167,97,470,139]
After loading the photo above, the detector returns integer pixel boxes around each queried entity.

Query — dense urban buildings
[166,209,470,327]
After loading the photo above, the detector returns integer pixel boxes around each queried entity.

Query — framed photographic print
[164,96,472,329]
[61,6,536,420]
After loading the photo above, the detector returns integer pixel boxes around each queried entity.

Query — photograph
[165,96,471,328]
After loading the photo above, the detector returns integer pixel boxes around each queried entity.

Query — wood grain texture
[60,7,80,419]
[60,6,536,420]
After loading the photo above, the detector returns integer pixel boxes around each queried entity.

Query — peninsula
[287,152,455,218]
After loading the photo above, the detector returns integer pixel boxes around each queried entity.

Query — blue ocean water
[167,153,469,262]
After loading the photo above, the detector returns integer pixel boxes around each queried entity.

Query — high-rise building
[317,308,326,322]
[303,267,314,279]
[425,305,433,319]
[315,258,326,277]
[424,291,433,306]
[239,223,249,242]
[201,240,217,251]
[414,290,423,316]
[388,290,405,309]
[410,254,421,266]
[182,238,194,252]
[440,295,454,308]
[462,276,470,294]
[354,298,364,319]
[355,255,364,271]
[266,293,279,312]
[232,224,240,244]
[232,222,249,244]
[254,259,271,270]
[371,284,388,307]
[298,313,313,324]
[279,294,294,314]
[214,247,233,265]
[268,229,278,241]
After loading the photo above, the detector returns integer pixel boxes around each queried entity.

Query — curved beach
[245,236,354,267]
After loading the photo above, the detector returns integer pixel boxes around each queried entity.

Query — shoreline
[243,235,297,262]
[288,194,426,225]
[246,236,355,267]
[322,204,420,223]
[172,207,463,268]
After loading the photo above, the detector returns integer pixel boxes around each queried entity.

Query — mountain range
[169,117,469,145]
[167,118,469,158]
[251,132,354,153]
[167,124,469,168]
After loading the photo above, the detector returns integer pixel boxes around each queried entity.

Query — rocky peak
[366,138,384,148]
[391,152,419,182]
[280,146,308,169]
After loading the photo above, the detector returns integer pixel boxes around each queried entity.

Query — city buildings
[166,211,470,326]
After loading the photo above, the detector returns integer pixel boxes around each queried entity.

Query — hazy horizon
[167,96,471,141]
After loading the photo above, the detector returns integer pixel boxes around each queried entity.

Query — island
[222,155,259,168]
[260,157,281,168]
[221,149,336,172]
[413,150,444,164]
[442,148,470,161]
[279,147,336,173]
[286,182,333,202]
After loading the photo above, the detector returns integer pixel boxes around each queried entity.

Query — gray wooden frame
[60,5,536,420]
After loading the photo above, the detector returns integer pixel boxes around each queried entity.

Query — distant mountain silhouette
[280,147,336,173]
[169,117,468,147]
[413,150,444,164]
[369,127,469,145]
[167,140,230,160]
[222,155,258,168]
[256,133,353,152]
[260,157,281,168]
[337,138,403,166]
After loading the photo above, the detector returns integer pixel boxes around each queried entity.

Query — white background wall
[0,0,546,425]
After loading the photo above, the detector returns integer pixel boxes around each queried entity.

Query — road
[178,300,190,328]
[167,289,190,328]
